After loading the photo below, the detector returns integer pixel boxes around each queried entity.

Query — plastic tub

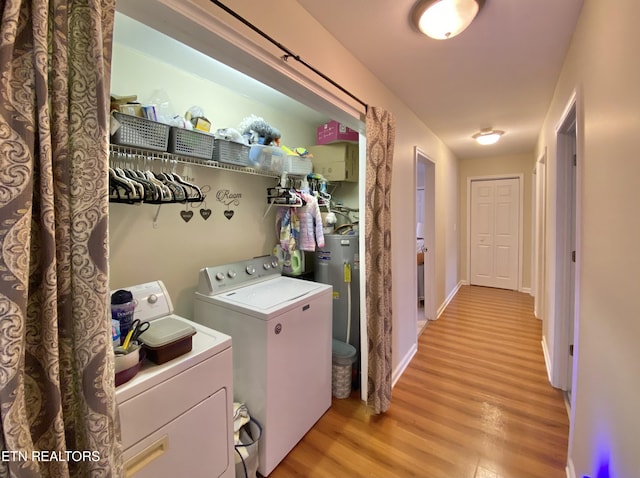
[249,145,285,174]
[283,155,312,175]
[140,317,196,364]
[332,339,357,399]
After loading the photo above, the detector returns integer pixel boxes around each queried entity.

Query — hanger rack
[108,151,205,205]
[263,172,335,219]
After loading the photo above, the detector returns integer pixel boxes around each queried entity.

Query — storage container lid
[140,317,196,348]
[111,289,133,304]
[332,339,356,361]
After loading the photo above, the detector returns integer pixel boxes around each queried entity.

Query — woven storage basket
[168,127,215,160]
[213,139,250,167]
[332,361,352,399]
[111,112,169,152]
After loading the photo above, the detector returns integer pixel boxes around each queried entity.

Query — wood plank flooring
[268,285,569,478]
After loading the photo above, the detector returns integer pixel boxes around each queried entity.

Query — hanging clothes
[296,192,325,251]
[276,206,300,252]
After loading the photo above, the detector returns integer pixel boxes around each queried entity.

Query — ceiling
[297,0,584,160]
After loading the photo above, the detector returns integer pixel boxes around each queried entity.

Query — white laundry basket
[235,417,262,478]
[332,339,357,399]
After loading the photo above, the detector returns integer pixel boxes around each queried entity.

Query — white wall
[537,0,640,476]
[116,0,461,383]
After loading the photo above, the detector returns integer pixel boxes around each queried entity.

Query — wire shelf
[109,144,281,179]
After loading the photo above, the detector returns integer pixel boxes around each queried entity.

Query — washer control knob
[263,263,271,270]
[215,272,225,281]
[227,270,236,278]
[272,259,279,268]
[147,294,158,304]
[246,266,255,275]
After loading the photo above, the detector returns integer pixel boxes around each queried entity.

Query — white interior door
[470,178,520,290]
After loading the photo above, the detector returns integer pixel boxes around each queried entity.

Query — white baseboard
[392,343,417,388]
[541,336,553,383]
[566,458,576,478]
[520,287,531,294]
[437,280,463,319]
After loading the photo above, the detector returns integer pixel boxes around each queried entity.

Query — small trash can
[235,417,262,478]
[332,339,357,399]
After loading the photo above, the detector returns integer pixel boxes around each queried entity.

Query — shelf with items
[109,144,283,179]
[109,144,315,180]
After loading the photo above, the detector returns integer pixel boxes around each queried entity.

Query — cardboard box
[118,104,144,117]
[316,121,358,145]
[193,117,211,132]
[307,143,358,182]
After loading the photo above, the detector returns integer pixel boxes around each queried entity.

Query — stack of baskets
[111,112,216,161]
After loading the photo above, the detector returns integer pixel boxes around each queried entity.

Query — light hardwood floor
[268,285,570,478]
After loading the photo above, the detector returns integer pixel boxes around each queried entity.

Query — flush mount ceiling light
[411,0,485,40]
[473,128,504,145]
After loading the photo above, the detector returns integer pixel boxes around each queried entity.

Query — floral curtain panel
[0,1,121,476]
[365,106,396,414]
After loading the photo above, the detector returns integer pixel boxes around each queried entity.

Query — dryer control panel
[198,255,282,295]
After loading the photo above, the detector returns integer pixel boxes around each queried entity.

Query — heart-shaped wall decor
[200,209,212,220]
[224,210,234,220]
[180,210,194,222]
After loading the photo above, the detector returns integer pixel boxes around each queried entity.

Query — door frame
[414,147,436,330]
[551,91,581,396]
[533,149,547,318]
[466,174,524,291]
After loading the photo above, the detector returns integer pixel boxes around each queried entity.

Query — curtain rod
[208,0,369,113]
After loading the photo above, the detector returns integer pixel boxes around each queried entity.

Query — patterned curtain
[0,1,121,477]
[365,106,395,414]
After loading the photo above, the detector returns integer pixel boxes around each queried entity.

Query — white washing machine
[193,255,332,477]
[115,280,233,478]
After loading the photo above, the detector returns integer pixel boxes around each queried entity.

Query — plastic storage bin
[111,112,170,152]
[213,139,251,166]
[332,339,357,399]
[249,144,285,174]
[168,127,215,160]
[283,154,313,176]
[140,317,196,364]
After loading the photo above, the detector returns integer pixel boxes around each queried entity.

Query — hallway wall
[537,0,640,476]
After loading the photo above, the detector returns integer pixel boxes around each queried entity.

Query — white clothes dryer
[193,255,332,477]
[115,280,233,478]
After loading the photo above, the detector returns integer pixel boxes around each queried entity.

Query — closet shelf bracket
[153,205,162,229]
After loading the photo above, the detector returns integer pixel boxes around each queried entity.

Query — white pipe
[345,262,352,344]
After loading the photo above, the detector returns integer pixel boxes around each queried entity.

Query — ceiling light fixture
[411,0,485,40]
[473,128,504,145]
